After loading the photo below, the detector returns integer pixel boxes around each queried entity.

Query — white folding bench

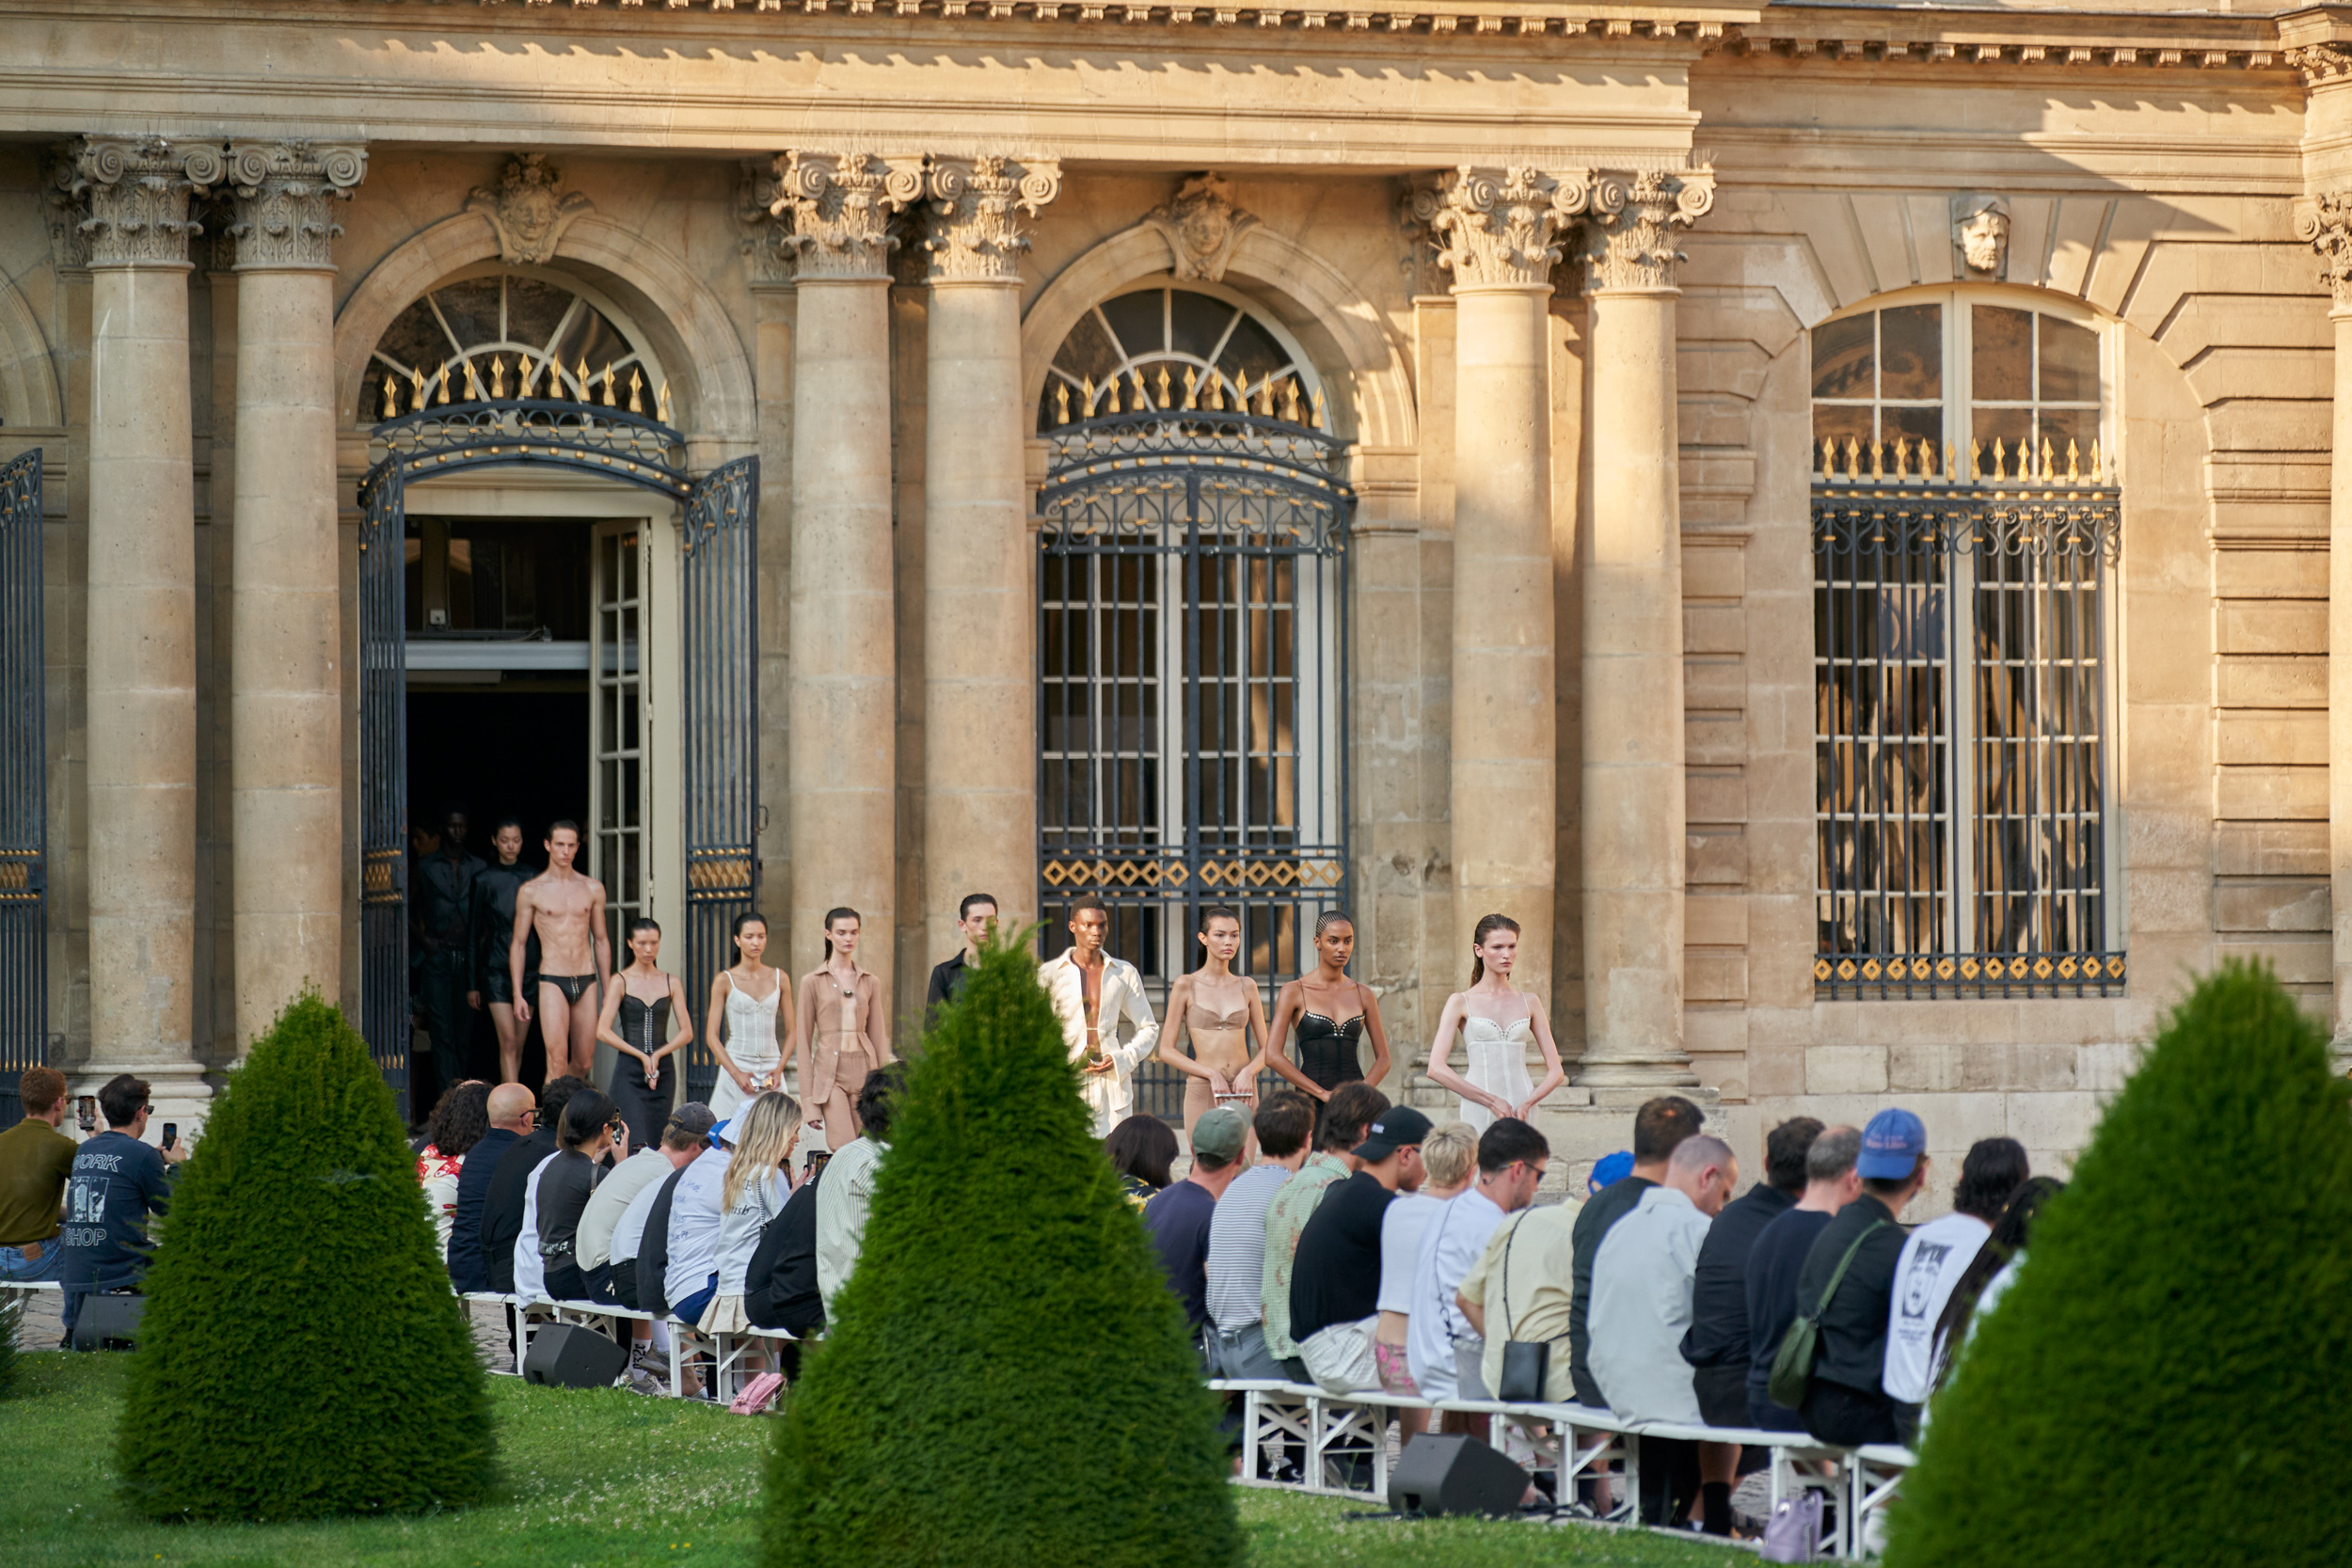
[666,1313,794,1405]
[1302,1386,1437,1497]
[1455,1399,1644,1522]
[1847,1441,1917,1559]
[456,1290,529,1373]
[1208,1378,1313,1487]
[1628,1418,1848,1545]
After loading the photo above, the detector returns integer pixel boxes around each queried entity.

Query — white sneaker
[624,1368,668,1397]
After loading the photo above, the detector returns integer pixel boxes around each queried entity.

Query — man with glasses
[1410,1117,1549,1402]
[446,1081,536,1289]
[59,1073,188,1338]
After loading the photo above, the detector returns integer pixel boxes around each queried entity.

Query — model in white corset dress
[710,974,784,1119]
[1456,1017,1537,1135]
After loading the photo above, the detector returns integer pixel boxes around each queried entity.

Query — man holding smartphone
[59,1073,188,1337]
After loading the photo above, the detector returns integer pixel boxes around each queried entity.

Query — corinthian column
[227,141,365,1047]
[71,135,222,1125]
[1422,166,1584,1005]
[772,151,922,1000]
[1576,167,1712,1088]
[2300,188,2352,1045]
[920,156,1059,963]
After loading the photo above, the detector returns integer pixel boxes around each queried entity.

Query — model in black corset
[1265,911,1393,1134]
[596,918,694,1153]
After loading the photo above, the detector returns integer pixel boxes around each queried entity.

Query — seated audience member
[448,1082,534,1290]
[1407,1117,1542,1405]
[416,1082,490,1259]
[1107,1113,1179,1210]
[608,1104,713,1312]
[1590,1134,1740,1532]
[744,1126,831,1338]
[536,1090,623,1303]
[628,1105,719,1323]
[1372,1120,1477,1405]
[1682,1117,1821,1427]
[1797,1109,1930,1447]
[702,1091,803,1383]
[665,1109,737,1328]
[817,1063,905,1317]
[1931,1175,2065,1395]
[60,1074,189,1336]
[1450,1120,1563,1400]
[1745,1124,1860,1430]
[482,1075,591,1294]
[1883,1135,2028,1431]
[1144,1106,1250,1340]
[1569,1095,1704,1406]
[579,1111,686,1305]
[0,1066,78,1283]
[1262,1082,1389,1379]
[1203,1092,1316,1380]
[1291,1107,1432,1395]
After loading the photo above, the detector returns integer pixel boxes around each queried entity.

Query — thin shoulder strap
[1817,1218,1890,1314]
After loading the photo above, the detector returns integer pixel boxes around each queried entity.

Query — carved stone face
[503,180,560,249]
[1960,206,2010,274]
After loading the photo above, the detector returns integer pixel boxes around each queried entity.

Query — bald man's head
[486,1082,535,1132]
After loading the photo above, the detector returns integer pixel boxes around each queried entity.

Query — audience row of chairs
[1210,1375,1918,1558]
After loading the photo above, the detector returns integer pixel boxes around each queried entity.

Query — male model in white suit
[1038,894,1160,1136]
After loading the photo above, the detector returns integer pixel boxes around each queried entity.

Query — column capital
[1578,166,1715,296]
[923,154,1060,285]
[67,135,225,268]
[1411,166,1587,291]
[227,141,366,271]
[2296,188,2352,310]
[771,150,924,281]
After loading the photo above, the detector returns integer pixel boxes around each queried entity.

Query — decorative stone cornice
[227,141,365,271]
[1411,166,1589,291]
[67,135,224,268]
[923,154,1060,283]
[1141,173,1255,284]
[2290,42,2352,84]
[1578,166,1714,294]
[771,150,924,280]
[2296,189,2352,309]
[467,153,592,265]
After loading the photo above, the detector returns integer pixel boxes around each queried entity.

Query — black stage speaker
[71,1291,146,1352]
[522,1323,629,1389]
[1389,1433,1527,1519]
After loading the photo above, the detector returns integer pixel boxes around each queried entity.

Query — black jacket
[1680,1181,1795,1369]
[481,1128,557,1294]
[744,1159,826,1335]
[446,1126,519,1291]
[633,1164,691,1318]
[1794,1193,1910,1395]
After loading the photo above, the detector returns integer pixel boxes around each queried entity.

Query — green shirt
[1259,1151,1349,1361]
[0,1117,77,1247]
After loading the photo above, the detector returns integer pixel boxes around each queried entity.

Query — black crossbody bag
[1495,1214,1549,1402]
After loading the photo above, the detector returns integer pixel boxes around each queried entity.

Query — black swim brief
[543,974,597,1006]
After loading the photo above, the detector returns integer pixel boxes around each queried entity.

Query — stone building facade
[3,0,2350,1185]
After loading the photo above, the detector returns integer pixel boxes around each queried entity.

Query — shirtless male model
[511,820,611,1085]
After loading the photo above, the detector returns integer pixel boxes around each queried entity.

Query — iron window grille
[1811,294,2125,1001]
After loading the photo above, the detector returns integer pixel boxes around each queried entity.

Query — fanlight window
[1040,284,1325,429]
[361,273,670,423]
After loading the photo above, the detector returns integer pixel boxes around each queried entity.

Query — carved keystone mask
[1953,194,2011,278]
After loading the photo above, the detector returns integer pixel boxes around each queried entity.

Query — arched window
[1038,283,1323,430]
[359,270,667,423]
[1034,283,1349,1052]
[1810,291,2123,999]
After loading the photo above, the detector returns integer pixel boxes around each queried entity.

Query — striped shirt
[1206,1161,1293,1334]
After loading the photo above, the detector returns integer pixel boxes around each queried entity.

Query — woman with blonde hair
[1373,1119,1481,1430]
[699,1090,804,1384]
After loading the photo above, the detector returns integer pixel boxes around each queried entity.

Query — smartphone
[162,1122,178,1151]
[76,1095,96,1133]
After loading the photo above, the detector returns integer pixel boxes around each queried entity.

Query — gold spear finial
[657,381,672,424]
[1156,364,1171,411]
[381,372,398,420]
[462,357,482,401]
[1056,381,1072,425]
[436,364,451,405]
[628,368,644,415]
[1081,373,1096,417]
[519,356,538,398]
[1182,367,1199,411]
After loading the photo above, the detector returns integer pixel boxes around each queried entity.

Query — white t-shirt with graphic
[1882,1211,1992,1403]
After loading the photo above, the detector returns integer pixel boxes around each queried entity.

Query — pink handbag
[729,1371,786,1415]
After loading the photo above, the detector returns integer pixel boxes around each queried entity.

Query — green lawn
[2,1354,1743,1568]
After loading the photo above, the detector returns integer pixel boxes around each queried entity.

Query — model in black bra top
[1266,911,1392,1109]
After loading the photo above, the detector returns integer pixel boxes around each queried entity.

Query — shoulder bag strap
[1815,1217,1890,1315]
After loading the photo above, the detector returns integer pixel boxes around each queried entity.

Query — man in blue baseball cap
[1790,1107,1931,1447]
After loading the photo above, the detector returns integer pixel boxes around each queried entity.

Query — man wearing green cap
[1143,1105,1251,1343]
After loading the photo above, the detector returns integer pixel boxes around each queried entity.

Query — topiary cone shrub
[1887,961,2352,1568]
[118,991,494,1520]
[765,932,1240,1568]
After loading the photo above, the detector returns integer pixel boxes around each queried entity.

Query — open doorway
[405,515,597,1108]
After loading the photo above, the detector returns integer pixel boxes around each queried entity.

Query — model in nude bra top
[1155,904,1271,1137]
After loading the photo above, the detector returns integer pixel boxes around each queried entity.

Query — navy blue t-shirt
[446,1125,518,1291]
[60,1131,171,1292]
[1142,1178,1219,1333]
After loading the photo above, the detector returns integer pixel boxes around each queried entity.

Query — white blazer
[1038,950,1160,1136]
